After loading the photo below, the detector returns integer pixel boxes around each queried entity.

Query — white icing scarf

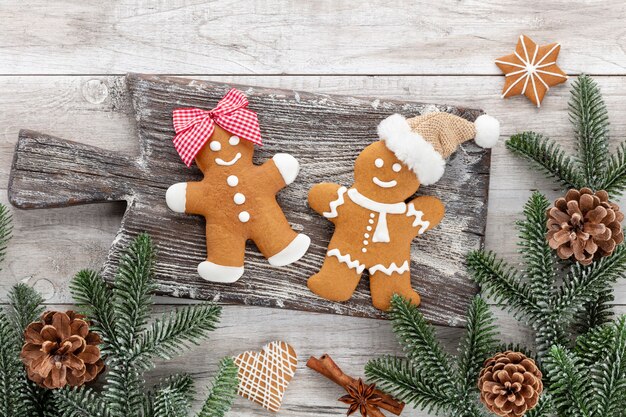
[347,188,406,243]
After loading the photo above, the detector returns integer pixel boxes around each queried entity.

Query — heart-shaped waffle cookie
[233,341,298,412]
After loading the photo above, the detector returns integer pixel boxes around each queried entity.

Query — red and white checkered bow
[172,88,262,166]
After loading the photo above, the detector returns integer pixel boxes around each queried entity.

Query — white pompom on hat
[377,112,500,185]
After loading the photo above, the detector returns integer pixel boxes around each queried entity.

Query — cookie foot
[308,254,361,302]
[268,234,311,267]
[166,182,187,213]
[370,271,420,311]
[198,261,244,283]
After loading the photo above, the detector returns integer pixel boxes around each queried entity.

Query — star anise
[338,378,382,417]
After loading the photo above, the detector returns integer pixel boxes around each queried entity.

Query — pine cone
[20,311,104,389]
[478,351,543,417]
[547,188,624,265]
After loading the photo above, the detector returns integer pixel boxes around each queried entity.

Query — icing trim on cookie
[166,182,187,213]
[372,177,398,188]
[347,188,406,214]
[406,203,430,235]
[272,153,300,185]
[215,153,242,166]
[369,260,410,276]
[268,234,311,267]
[323,186,348,218]
[328,248,366,274]
[197,261,244,283]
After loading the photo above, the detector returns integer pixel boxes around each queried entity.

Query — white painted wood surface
[1,2,626,416]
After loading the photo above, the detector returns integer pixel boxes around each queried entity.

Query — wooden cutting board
[8,74,490,326]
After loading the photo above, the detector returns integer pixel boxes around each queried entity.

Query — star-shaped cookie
[495,34,568,107]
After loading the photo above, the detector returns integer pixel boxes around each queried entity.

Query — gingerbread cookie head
[353,141,420,203]
[171,88,262,168]
[194,125,255,172]
[376,112,500,187]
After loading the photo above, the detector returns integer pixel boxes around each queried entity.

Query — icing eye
[229,136,240,146]
[392,163,402,172]
[374,158,384,168]
[209,141,221,152]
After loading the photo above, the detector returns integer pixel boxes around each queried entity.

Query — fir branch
[600,142,626,197]
[113,233,157,350]
[592,316,626,417]
[196,358,239,417]
[0,204,12,271]
[524,394,553,417]
[544,346,590,417]
[388,295,456,395]
[456,297,498,395]
[54,386,110,417]
[506,132,583,189]
[574,284,614,333]
[554,244,626,322]
[104,357,144,417]
[7,283,45,335]
[516,192,555,303]
[70,270,118,354]
[466,251,541,319]
[132,303,222,370]
[575,321,616,367]
[0,312,33,417]
[569,74,610,189]
[150,374,194,417]
[365,356,458,416]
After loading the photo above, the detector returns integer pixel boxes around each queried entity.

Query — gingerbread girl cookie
[308,112,500,310]
[166,89,310,283]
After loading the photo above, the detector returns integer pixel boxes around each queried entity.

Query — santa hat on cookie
[377,112,500,185]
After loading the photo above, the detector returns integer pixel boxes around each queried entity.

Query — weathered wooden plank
[2,75,626,306]
[7,74,491,325]
[1,1,626,75]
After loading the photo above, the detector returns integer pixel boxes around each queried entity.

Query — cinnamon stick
[307,354,405,416]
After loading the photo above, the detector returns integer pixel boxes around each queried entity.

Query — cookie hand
[407,195,445,232]
[166,182,187,213]
[308,183,343,219]
[272,153,300,185]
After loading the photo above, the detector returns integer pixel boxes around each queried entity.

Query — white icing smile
[372,177,397,188]
[215,153,242,166]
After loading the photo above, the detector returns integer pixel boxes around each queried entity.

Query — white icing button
[392,163,402,172]
[364,233,370,238]
[229,136,240,146]
[363,240,369,245]
[368,219,374,224]
[366,226,372,231]
[238,211,250,223]
[233,193,245,205]
[370,213,376,218]
[210,141,221,151]
[362,248,367,253]
[227,175,239,187]
[375,158,384,168]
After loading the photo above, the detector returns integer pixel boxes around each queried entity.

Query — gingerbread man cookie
[308,112,500,311]
[166,89,310,283]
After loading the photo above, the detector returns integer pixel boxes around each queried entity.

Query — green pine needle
[365,356,456,415]
[516,192,555,303]
[54,386,110,417]
[7,283,44,336]
[150,374,194,417]
[70,269,118,354]
[196,358,239,417]
[388,295,456,394]
[601,142,626,196]
[113,233,157,350]
[591,316,626,416]
[506,132,584,189]
[132,303,222,370]
[544,346,590,417]
[0,312,32,417]
[456,297,498,394]
[466,250,541,319]
[569,74,610,189]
